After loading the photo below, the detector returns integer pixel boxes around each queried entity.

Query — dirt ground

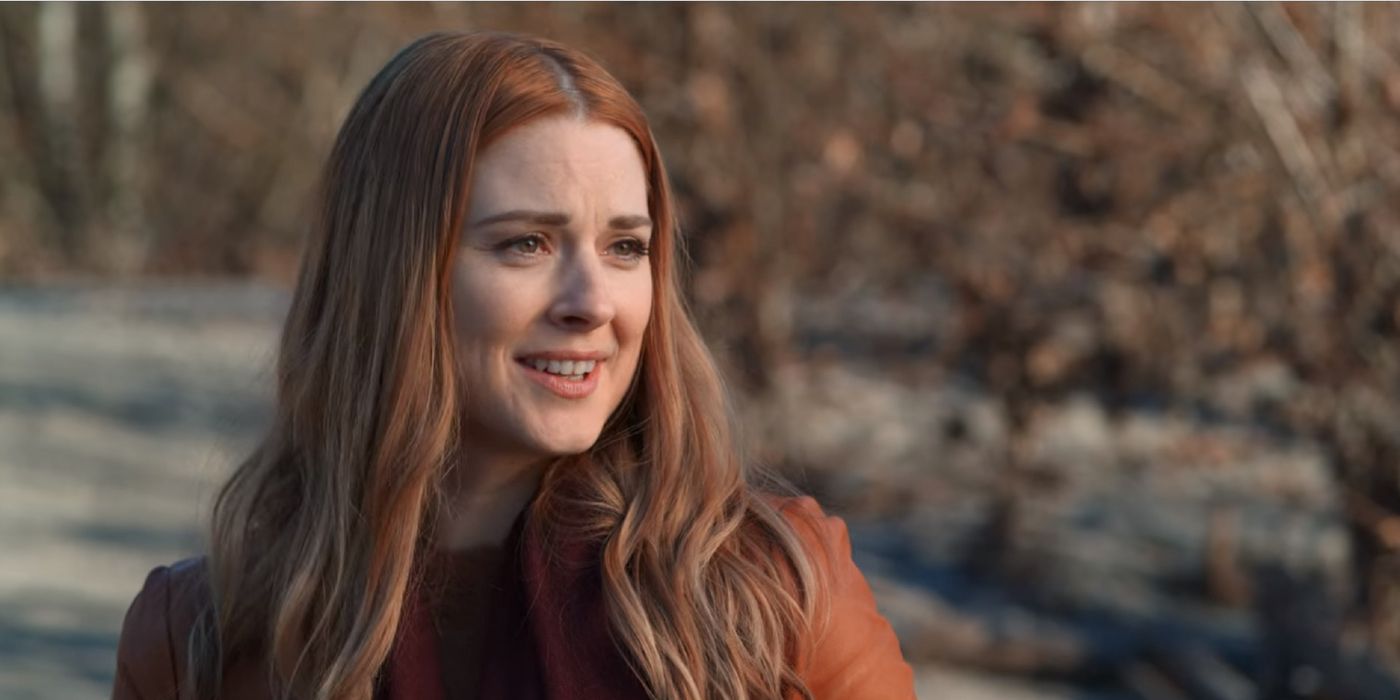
[0,281,278,698]
[0,281,994,699]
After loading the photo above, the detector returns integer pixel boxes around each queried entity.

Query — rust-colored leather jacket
[112,496,917,699]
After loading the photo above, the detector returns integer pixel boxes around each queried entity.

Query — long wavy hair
[192,31,829,700]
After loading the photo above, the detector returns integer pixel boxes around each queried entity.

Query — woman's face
[453,116,653,467]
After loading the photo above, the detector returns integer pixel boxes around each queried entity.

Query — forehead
[468,117,648,213]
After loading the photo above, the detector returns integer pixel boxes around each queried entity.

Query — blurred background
[3,3,1400,698]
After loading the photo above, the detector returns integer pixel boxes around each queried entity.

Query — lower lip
[516,360,602,399]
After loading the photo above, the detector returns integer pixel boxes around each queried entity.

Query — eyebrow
[469,209,653,231]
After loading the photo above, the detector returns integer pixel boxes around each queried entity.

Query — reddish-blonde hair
[196,31,826,699]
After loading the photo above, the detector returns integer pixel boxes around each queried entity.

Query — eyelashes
[497,233,650,262]
[500,234,545,256]
[611,238,651,259]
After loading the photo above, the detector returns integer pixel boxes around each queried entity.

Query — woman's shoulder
[762,493,861,582]
[761,494,919,700]
[113,556,210,700]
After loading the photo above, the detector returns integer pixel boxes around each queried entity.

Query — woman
[112,30,915,700]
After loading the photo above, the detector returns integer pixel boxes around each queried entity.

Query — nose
[547,247,615,331]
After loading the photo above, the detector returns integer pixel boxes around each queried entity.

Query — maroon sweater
[384,501,648,699]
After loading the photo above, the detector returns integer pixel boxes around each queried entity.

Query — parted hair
[193,30,829,700]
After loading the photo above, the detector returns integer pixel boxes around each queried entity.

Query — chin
[533,426,603,456]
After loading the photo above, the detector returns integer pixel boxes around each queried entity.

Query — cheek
[452,267,534,361]
[622,275,653,339]
[614,279,652,386]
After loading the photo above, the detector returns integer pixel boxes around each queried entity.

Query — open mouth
[514,357,603,399]
[514,357,599,382]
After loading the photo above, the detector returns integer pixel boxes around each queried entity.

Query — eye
[609,237,651,261]
[499,233,547,257]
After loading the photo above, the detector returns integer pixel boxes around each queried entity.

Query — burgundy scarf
[382,504,650,700]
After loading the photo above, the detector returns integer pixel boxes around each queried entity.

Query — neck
[437,451,549,551]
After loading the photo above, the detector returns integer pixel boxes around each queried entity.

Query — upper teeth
[529,359,596,375]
